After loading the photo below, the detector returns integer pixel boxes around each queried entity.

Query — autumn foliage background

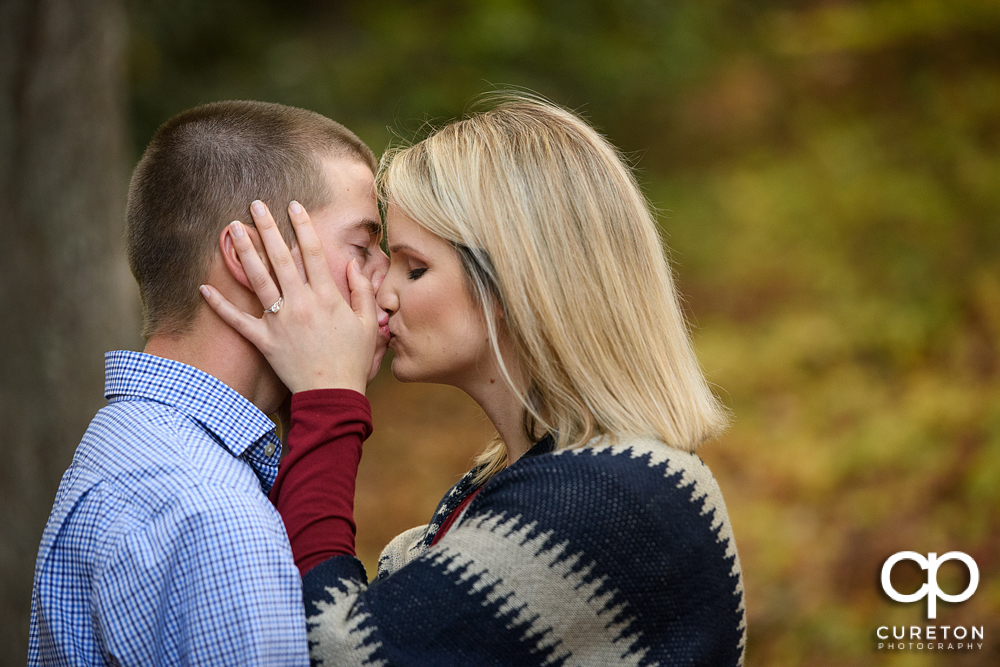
[128,1,1000,664]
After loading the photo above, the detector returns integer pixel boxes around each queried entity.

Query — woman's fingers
[287,201,337,295]
[250,200,304,298]
[198,284,268,349]
[202,200,377,395]
[228,221,282,312]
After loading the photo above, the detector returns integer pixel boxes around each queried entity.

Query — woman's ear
[493,296,508,324]
[218,223,269,289]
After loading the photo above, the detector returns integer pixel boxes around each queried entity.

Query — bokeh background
[2,0,999,664]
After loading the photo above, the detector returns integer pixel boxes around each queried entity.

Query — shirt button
[264,442,276,457]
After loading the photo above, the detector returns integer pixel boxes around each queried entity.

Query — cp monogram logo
[881,551,979,619]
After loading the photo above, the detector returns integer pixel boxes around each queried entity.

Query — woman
[204,96,746,665]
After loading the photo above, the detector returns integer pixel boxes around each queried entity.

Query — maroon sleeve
[268,388,373,576]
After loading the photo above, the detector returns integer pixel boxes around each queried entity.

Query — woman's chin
[390,357,418,383]
[391,357,448,386]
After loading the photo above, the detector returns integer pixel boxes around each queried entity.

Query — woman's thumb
[346,259,377,325]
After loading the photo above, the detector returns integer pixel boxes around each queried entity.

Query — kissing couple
[31,95,746,666]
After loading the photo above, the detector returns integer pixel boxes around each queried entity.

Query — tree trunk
[0,0,138,662]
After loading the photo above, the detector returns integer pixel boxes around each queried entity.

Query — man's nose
[375,274,397,315]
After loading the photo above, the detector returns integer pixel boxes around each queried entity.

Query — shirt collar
[103,350,281,492]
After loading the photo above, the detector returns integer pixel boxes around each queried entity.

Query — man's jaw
[368,337,389,384]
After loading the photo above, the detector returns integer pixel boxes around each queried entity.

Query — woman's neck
[459,350,533,466]
[477,379,532,465]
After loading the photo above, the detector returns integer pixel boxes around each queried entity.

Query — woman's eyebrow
[388,243,419,255]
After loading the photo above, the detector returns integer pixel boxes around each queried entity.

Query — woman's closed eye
[407,267,428,280]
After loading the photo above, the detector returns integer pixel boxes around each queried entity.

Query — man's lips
[377,310,390,341]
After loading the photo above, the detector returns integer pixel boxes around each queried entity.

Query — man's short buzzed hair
[125,100,376,339]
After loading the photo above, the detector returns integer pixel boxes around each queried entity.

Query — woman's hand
[200,200,378,395]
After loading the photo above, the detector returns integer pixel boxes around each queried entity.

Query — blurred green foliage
[126,1,1000,664]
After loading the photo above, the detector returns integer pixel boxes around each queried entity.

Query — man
[28,101,389,665]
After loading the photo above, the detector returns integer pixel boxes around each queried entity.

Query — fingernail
[199,285,210,299]
[289,200,303,215]
[251,200,266,217]
[230,220,244,238]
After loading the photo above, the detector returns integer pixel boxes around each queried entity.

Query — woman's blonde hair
[378,94,728,484]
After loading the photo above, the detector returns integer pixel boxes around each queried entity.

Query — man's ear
[218,223,269,290]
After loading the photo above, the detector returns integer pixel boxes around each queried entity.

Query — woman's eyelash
[407,267,428,280]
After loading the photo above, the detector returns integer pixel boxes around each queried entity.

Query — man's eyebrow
[349,219,382,236]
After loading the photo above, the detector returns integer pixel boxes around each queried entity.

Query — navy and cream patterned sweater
[302,435,746,666]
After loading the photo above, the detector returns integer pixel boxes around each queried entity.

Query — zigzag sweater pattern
[279,391,747,666]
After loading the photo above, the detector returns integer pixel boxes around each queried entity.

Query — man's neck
[143,309,286,416]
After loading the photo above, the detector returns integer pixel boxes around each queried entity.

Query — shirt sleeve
[269,388,373,575]
[94,487,309,666]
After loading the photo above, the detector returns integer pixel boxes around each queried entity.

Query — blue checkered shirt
[28,350,309,666]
